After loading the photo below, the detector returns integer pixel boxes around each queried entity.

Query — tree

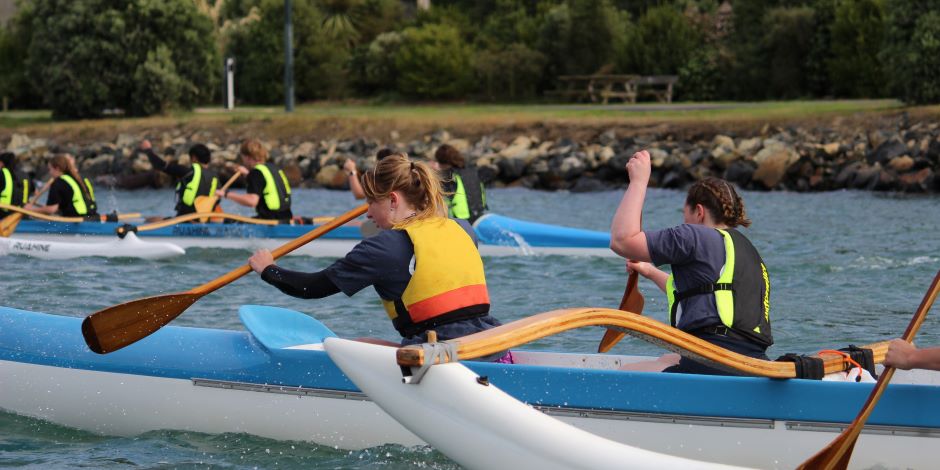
[226,0,351,103]
[762,7,816,98]
[828,0,885,97]
[882,0,940,104]
[24,0,219,118]
[620,5,700,75]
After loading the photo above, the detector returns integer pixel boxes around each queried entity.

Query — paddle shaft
[797,269,940,470]
[191,204,367,296]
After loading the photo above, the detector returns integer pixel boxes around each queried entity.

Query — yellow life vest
[382,217,490,337]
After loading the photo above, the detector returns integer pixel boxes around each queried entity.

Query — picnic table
[547,74,678,104]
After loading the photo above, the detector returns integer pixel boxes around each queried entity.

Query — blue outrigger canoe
[1,304,938,468]
[11,213,613,257]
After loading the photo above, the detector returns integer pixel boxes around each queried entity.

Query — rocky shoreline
[5,116,939,194]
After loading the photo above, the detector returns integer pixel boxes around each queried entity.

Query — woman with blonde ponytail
[609,150,772,375]
[26,154,98,218]
[247,153,510,361]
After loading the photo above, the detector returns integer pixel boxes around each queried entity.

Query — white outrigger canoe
[0,232,185,259]
[2,304,938,469]
[12,212,614,257]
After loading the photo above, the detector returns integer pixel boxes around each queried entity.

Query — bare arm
[222,191,259,208]
[25,203,59,215]
[344,159,365,200]
[885,339,940,371]
[610,150,652,262]
[629,260,669,292]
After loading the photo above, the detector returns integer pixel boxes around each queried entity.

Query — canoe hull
[1,305,938,468]
[0,232,185,259]
[12,212,615,257]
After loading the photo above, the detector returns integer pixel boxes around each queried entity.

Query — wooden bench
[549,74,678,104]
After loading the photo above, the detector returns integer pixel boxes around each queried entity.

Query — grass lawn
[0,99,931,141]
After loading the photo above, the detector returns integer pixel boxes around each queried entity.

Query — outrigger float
[10,211,613,257]
[2,303,939,469]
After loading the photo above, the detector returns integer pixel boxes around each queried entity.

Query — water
[2,187,939,468]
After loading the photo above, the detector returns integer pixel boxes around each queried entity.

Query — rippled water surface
[2,187,939,468]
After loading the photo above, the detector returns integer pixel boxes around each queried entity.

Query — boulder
[868,139,907,165]
[888,155,915,172]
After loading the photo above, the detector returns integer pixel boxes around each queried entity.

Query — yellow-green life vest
[445,168,487,223]
[666,228,773,347]
[178,163,218,207]
[254,163,291,212]
[0,168,11,205]
[59,174,94,215]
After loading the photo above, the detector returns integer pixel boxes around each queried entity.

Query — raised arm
[609,150,652,262]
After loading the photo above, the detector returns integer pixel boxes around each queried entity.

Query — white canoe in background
[0,232,185,260]
[325,338,748,470]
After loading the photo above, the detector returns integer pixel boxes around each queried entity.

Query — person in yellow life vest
[433,144,487,223]
[610,150,771,376]
[0,152,33,216]
[140,140,219,217]
[218,138,292,220]
[26,154,98,218]
[247,153,511,362]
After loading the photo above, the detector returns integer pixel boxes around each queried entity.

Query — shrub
[474,43,546,100]
[394,23,473,99]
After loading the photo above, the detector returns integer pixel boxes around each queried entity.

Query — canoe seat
[239,305,337,351]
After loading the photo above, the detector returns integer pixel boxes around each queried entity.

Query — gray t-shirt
[646,224,726,332]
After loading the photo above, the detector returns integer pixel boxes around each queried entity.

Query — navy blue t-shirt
[646,223,726,332]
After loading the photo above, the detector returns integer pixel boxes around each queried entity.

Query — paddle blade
[193,196,218,223]
[82,292,201,354]
[598,270,645,353]
[0,213,23,237]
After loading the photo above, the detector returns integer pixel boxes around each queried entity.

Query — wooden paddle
[598,266,645,352]
[193,172,241,223]
[0,204,141,224]
[81,203,368,354]
[397,306,890,378]
[0,178,53,236]
[797,269,940,470]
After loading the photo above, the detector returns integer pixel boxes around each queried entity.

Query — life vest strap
[674,282,733,302]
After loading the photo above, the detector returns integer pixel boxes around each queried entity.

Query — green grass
[0,99,921,138]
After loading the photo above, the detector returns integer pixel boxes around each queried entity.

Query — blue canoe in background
[10,212,613,257]
[1,304,938,468]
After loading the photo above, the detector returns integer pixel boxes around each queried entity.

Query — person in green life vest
[139,139,219,217]
[610,150,772,376]
[432,144,487,224]
[26,154,98,218]
[0,151,33,216]
[218,138,292,221]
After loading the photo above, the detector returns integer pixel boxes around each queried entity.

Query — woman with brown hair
[26,154,98,218]
[247,153,509,360]
[218,138,292,220]
[433,144,487,223]
[610,150,772,375]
